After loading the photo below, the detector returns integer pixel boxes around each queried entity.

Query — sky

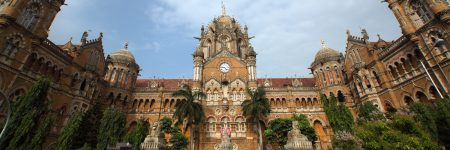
[48,0,402,79]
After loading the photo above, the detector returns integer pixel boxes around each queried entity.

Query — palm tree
[241,87,271,150]
[172,84,206,150]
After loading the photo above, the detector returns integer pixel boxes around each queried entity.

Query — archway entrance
[415,91,430,103]
[404,96,414,106]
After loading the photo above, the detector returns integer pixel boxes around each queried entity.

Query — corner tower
[0,0,66,37]
[104,42,140,109]
[311,40,353,104]
[385,0,449,34]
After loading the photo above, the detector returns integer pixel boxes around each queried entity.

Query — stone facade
[0,0,449,150]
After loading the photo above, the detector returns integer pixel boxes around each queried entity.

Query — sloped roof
[135,79,193,89]
[257,78,316,88]
[135,77,316,89]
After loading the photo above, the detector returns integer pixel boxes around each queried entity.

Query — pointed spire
[377,34,384,41]
[346,29,351,37]
[320,39,327,48]
[124,41,129,50]
[221,0,227,16]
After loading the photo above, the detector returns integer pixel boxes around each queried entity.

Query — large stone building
[0,0,448,150]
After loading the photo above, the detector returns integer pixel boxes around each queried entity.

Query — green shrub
[264,118,292,149]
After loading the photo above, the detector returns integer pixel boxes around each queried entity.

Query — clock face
[219,63,230,73]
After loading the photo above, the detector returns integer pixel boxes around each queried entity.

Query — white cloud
[145,0,401,77]
[49,0,401,78]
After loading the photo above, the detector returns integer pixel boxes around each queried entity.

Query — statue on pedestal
[284,121,313,150]
[217,121,233,150]
[140,122,166,150]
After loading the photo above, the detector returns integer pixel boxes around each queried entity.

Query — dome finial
[320,39,327,48]
[124,41,129,50]
[221,0,227,16]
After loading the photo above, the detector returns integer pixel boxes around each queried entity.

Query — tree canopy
[125,119,149,150]
[0,78,52,150]
[96,108,126,150]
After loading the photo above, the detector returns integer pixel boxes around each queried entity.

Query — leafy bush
[410,103,437,140]
[435,98,450,147]
[168,132,188,150]
[332,131,358,150]
[125,119,149,150]
[73,102,103,148]
[160,117,173,133]
[28,115,54,150]
[322,93,355,133]
[292,113,317,143]
[264,118,292,149]
[355,115,438,150]
[56,112,85,150]
[321,93,356,149]
[96,108,126,150]
[0,78,52,150]
[357,101,385,123]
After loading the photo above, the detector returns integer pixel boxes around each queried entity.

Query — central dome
[311,40,341,67]
[110,42,136,63]
[314,46,340,62]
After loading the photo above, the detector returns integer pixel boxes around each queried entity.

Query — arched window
[235,117,246,137]
[8,89,25,102]
[337,91,345,102]
[207,117,216,132]
[3,35,23,57]
[410,0,433,26]
[372,71,382,87]
[237,39,242,57]
[110,68,116,84]
[389,65,398,79]
[334,66,340,80]
[221,117,230,129]
[404,96,414,106]
[79,79,86,91]
[124,71,130,88]
[314,120,329,147]
[415,91,430,103]
[429,86,439,99]
[116,69,123,87]
[17,3,41,30]
[24,53,37,68]
[320,69,326,85]
[207,40,212,57]
[352,49,360,63]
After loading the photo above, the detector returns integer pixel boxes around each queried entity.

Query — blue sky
[48,0,402,79]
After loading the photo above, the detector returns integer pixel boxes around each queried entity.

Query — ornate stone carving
[215,123,234,150]
[140,122,166,150]
[284,121,313,150]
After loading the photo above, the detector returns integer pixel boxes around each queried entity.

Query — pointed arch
[17,1,43,30]
[404,95,414,106]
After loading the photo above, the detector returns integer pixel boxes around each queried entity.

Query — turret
[311,40,344,88]
[0,0,66,37]
[247,45,257,88]
[192,10,252,60]
[192,45,204,91]
[384,0,449,34]
[104,42,140,108]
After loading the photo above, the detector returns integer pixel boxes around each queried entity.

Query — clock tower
[192,5,259,149]
[192,13,257,92]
